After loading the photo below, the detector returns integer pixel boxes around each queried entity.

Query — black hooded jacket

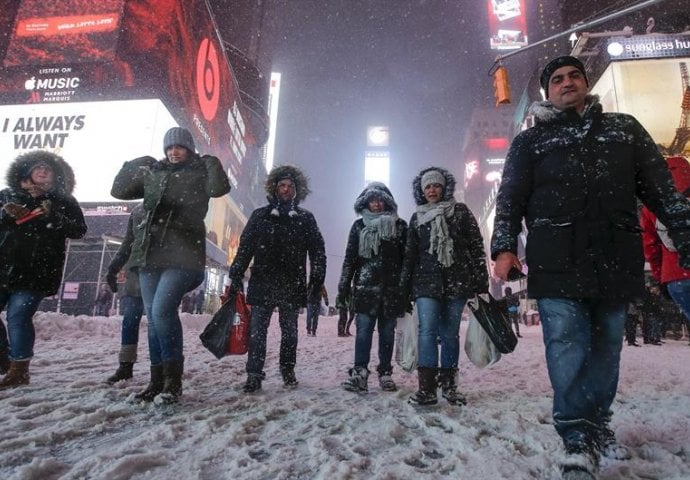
[490,96,690,300]
[338,182,408,319]
[400,167,488,300]
[0,150,87,295]
[228,165,327,308]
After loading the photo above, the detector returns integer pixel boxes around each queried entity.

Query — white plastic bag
[464,311,501,368]
[395,308,418,372]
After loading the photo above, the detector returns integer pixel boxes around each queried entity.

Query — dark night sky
[267,1,499,289]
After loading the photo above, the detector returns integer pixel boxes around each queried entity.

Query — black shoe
[243,374,263,393]
[627,341,641,347]
[408,389,437,405]
[281,366,299,388]
[107,362,134,384]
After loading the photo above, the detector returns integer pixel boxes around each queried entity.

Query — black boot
[157,359,184,404]
[281,365,299,388]
[438,368,467,406]
[243,372,264,393]
[134,364,164,402]
[408,367,438,405]
[107,362,134,384]
[0,349,9,375]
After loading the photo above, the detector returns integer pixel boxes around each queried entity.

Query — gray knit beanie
[163,127,195,154]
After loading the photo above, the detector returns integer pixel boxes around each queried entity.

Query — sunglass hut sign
[607,34,690,60]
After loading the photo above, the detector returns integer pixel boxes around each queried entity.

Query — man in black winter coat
[228,165,326,393]
[491,56,690,479]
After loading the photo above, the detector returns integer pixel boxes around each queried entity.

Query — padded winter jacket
[491,96,690,300]
[0,151,87,295]
[110,154,230,272]
[400,167,489,301]
[228,204,326,308]
[338,182,408,319]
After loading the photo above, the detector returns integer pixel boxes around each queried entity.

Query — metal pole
[94,235,107,316]
[56,239,70,314]
[491,0,665,67]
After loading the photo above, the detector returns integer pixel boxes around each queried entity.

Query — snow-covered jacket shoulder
[491,96,690,300]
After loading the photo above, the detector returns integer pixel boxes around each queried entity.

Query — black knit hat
[540,56,588,98]
[163,127,195,154]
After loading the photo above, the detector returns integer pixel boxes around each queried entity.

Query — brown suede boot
[0,360,30,389]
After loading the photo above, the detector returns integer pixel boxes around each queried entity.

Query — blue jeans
[666,279,690,328]
[353,312,396,374]
[537,298,626,442]
[120,295,145,346]
[246,304,299,375]
[139,268,204,365]
[0,289,45,360]
[306,302,320,333]
[416,297,466,368]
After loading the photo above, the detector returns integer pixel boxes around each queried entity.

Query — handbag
[200,291,251,359]
[394,307,418,373]
[466,293,518,354]
[464,312,501,368]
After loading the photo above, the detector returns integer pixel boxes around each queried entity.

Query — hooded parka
[228,165,326,307]
[338,182,408,319]
[110,153,230,272]
[491,96,690,300]
[400,167,488,300]
[0,150,87,295]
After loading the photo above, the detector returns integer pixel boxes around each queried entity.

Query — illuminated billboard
[590,58,690,155]
[364,151,390,186]
[488,0,528,51]
[0,0,266,266]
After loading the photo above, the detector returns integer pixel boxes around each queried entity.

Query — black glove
[308,284,322,304]
[105,272,118,293]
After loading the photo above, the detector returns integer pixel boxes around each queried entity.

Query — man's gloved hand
[106,272,118,293]
[308,283,322,304]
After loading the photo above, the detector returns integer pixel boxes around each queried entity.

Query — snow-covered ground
[1,311,689,480]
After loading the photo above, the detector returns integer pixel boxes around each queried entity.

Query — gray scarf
[416,199,456,267]
[359,210,398,258]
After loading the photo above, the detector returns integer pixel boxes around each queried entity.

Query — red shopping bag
[227,291,251,355]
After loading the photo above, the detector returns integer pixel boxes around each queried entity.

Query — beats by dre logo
[196,38,220,121]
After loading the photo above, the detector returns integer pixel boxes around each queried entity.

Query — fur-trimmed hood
[412,167,456,205]
[5,150,76,195]
[353,181,397,214]
[265,164,310,205]
[528,94,601,124]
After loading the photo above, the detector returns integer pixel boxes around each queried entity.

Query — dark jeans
[537,297,626,442]
[667,279,690,329]
[139,268,204,364]
[0,289,44,360]
[508,310,520,336]
[246,304,299,375]
[306,301,320,334]
[120,295,145,346]
[353,312,396,374]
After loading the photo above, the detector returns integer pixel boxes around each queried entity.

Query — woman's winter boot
[377,367,397,392]
[107,344,137,384]
[408,367,438,405]
[134,364,164,402]
[0,360,30,389]
[438,368,467,406]
[157,359,184,404]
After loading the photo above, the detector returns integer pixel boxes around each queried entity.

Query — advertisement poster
[488,0,528,51]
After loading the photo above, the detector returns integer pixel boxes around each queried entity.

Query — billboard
[364,150,390,186]
[0,0,266,266]
[488,0,528,51]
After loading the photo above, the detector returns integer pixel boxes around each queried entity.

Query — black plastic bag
[466,294,518,354]
[199,295,236,360]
